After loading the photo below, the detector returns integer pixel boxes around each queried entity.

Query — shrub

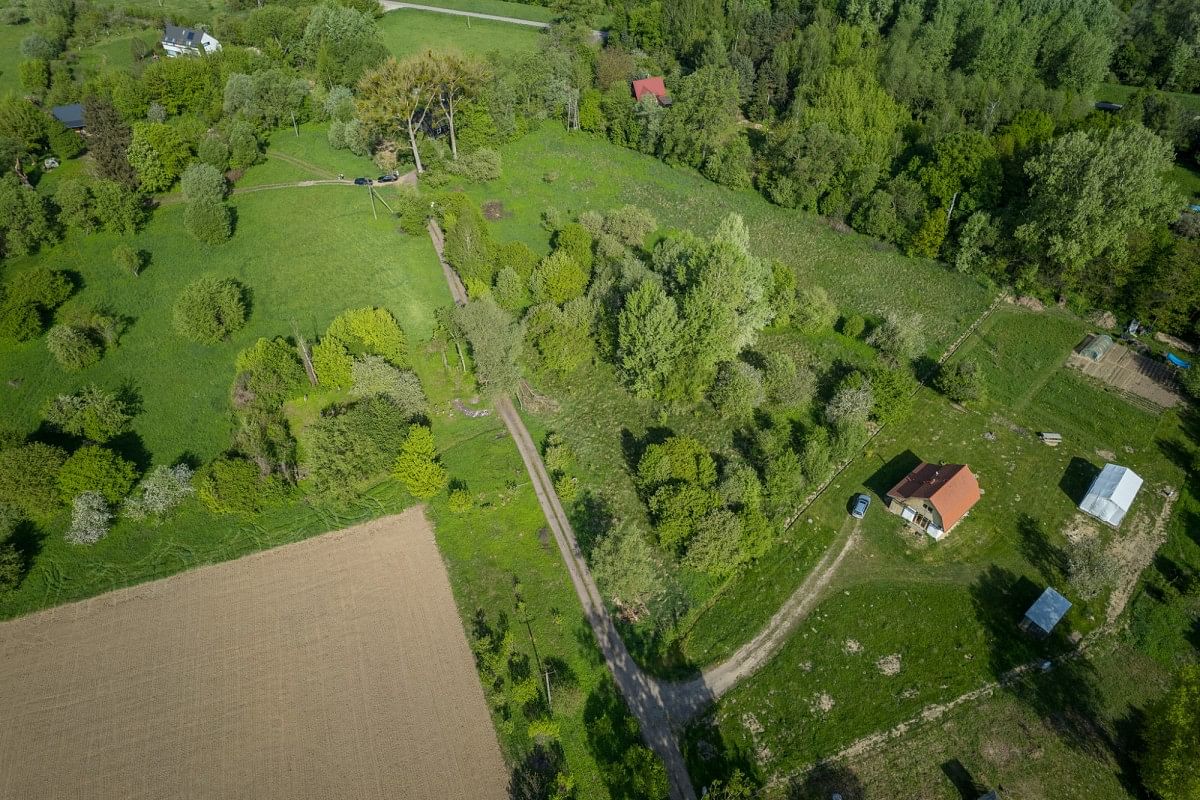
[637,436,717,492]
[0,536,20,595]
[58,445,137,503]
[305,396,410,496]
[46,324,102,370]
[794,286,838,333]
[554,472,579,501]
[496,241,538,279]
[91,179,145,235]
[197,135,230,170]
[0,443,67,516]
[869,311,925,364]
[868,365,916,425]
[112,244,144,276]
[841,314,866,338]
[325,307,408,367]
[682,509,745,578]
[233,337,305,409]
[936,359,985,403]
[543,433,573,476]
[762,351,814,408]
[0,300,42,342]
[349,356,427,417]
[709,361,765,418]
[184,198,233,245]
[65,491,112,545]
[603,205,657,247]
[448,487,472,513]
[552,223,593,271]
[393,425,448,499]
[531,251,588,306]
[826,372,873,429]
[312,336,353,389]
[493,267,530,313]
[20,32,59,60]
[122,464,194,520]
[396,187,429,235]
[541,206,563,231]
[769,261,798,326]
[8,267,71,310]
[44,385,133,442]
[180,162,227,203]
[446,147,501,181]
[173,277,247,343]
[197,456,283,515]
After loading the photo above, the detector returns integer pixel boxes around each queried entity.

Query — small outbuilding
[631,77,672,107]
[1078,333,1114,362]
[1079,463,1143,528]
[1020,587,1071,638]
[50,103,86,131]
[886,462,980,540]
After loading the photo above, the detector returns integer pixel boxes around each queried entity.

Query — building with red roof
[631,77,672,107]
[886,462,980,540]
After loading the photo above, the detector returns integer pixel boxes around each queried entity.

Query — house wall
[887,496,944,529]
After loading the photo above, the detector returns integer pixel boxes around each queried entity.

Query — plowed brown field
[0,507,507,800]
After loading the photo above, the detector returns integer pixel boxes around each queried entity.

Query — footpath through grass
[683,305,1193,788]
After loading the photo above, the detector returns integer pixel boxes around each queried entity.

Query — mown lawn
[73,27,159,82]
[378,7,543,59]
[683,305,1191,786]
[0,23,28,95]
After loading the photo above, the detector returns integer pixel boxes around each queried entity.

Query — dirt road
[0,509,507,800]
[660,521,861,723]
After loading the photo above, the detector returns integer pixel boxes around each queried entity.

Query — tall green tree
[1142,666,1200,800]
[1016,124,1180,294]
[617,279,680,399]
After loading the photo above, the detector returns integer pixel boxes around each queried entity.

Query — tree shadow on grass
[8,517,45,581]
[784,763,866,799]
[108,430,153,474]
[680,716,759,797]
[508,741,570,800]
[1016,513,1067,584]
[863,449,921,501]
[940,758,986,800]
[1059,457,1099,505]
[1112,706,1151,798]
[971,565,1112,759]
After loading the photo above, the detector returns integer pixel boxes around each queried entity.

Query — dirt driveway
[0,508,506,800]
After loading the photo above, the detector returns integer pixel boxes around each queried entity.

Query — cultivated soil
[0,508,507,800]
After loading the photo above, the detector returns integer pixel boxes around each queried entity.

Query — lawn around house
[682,304,1191,787]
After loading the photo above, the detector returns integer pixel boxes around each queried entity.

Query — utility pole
[946,190,959,225]
[543,668,553,713]
[291,110,298,137]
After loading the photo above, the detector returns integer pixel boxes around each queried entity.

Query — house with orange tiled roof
[885,462,980,540]
[631,77,672,107]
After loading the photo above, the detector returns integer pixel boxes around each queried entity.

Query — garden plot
[1066,342,1183,409]
[0,508,507,800]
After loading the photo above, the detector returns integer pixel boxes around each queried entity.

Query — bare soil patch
[0,508,506,800]
[875,654,902,676]
[482,200,506,220]
[1066,343,1183,408]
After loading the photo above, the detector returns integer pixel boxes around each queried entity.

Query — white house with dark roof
[161,24,220,57]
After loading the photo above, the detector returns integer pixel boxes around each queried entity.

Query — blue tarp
[1025,587,1071,634]
[1167,353,1191,369]
[1190,204,1200,213]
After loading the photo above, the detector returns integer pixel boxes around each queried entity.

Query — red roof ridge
[887,462,980,530]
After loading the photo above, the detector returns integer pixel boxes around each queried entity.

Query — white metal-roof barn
[1078,463,1143,527]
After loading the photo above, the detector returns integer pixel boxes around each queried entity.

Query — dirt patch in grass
[843,638,863,654]
[875,654,902,676]
[482,199,506,220]
[0,508,507,800]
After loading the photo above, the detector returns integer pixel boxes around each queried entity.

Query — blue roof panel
[1025,587,1071,633]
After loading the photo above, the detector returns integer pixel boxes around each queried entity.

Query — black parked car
[353,177,370,185]
[376,174,398,183]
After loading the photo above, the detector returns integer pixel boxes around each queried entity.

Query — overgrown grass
[1096,82,1200,115]
[378,8,543,59]
[0,23,28,95]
